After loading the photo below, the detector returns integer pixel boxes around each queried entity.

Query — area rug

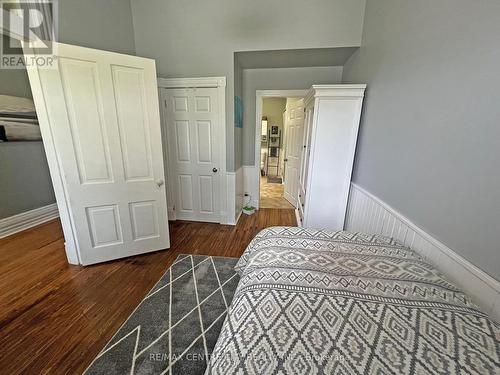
[267,175,282,184]
[85,255,240,375]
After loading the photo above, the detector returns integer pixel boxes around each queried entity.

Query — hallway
[259,176,294,209]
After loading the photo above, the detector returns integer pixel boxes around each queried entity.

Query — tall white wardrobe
[297,84,366,230]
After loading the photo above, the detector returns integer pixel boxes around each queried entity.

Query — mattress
[0,95,41,141]
[207,227,500,374]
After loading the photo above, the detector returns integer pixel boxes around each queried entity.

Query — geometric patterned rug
[84,255,240,375]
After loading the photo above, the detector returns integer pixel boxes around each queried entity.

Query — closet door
[26,43,170,265]
[163,88,221,222]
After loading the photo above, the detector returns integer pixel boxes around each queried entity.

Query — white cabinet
[297,84,366,230]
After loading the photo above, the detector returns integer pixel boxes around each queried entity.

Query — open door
[283,98,304,207]
[25,43,170,265]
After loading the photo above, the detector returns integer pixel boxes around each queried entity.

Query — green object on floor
[242,206,256,215]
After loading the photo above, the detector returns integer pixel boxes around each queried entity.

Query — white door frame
[157,77,229,223]
[254,90,307,209]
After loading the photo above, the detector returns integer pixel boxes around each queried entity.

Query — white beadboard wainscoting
[235,166,244,224]
[225,167,244,225]
[345,183,500,322]
[243,165,259,208]
[0,203,59,238]
[225,171,236,225]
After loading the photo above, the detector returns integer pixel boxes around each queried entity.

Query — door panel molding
[111,65,154,182]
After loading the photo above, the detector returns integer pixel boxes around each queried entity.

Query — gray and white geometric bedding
[207,227,500,374]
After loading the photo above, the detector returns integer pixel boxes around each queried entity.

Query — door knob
[284,158,288,162]
[156,179,165,188]
[212,167,218,173]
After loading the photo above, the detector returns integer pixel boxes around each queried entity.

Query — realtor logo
[1,0,58,69]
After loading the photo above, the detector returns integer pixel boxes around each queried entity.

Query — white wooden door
[283,98,304,206]
[299,106,315,201]
[26,43,170,265]
[163,88,221,222]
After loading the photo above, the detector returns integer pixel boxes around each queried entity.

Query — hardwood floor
[0,208,296,375]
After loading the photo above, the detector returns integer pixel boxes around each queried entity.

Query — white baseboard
[346,183,500,322]
[0,203,59,238]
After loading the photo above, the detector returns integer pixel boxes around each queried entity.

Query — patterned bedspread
[207,227,500,374]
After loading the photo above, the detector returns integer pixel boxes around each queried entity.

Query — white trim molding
[0,204,59,239]
[158,76,226,89]
[303,84,366,103]
[254,89,308,209]
[158,76,229,224]
[345,182,500,322]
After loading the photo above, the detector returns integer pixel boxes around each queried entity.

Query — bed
[207,227,500,374]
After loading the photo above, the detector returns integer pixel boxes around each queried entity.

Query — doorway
[260,97,290,209]
[254,90,307,210]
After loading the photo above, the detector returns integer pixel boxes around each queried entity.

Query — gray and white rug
[267,175,282,184]
[85,254,240,375]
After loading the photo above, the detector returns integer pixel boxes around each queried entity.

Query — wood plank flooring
[0,208,296,375]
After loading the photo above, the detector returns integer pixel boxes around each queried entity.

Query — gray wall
[263,98,287,131]
[0,0,136,219]
[242,66,344,165]
[0,60,32,98]
[343,0,500,280]
[0,35,57,218]
[234,57,243,169]
[130,0,366,171]
[0,143,56,217]
[58,0,136,55]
